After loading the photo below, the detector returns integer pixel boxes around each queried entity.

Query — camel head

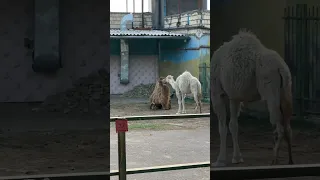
[163,75,174,84]
[158,77,167,86]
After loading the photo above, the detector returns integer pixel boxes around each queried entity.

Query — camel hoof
[271,159,279,165]
[176,112,181,114]
[182,111,187,114]
[212,161,227,167]
[232,157,244,164]
[288,160,294,165]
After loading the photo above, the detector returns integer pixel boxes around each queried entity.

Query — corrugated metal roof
[110,29,186,37]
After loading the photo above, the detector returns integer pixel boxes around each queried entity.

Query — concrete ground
[110,126,210,180]
[110,96,210,180]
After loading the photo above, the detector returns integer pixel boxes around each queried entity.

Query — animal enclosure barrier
[199,62,210,101]
[211,163,320,179]
[0,114,209,180]
[110,113,210,179]
[284,4,320,116]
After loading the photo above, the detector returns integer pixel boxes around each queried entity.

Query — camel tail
[279,68,294,164]
[197,80,202,100]
[279,68,293,125]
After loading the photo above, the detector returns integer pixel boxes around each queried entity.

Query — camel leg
[280,92,294,164]
[229,100,244,164]
[181,93,187,114]
[212,94,228,167]
[284,123,293,164]
[193,93,199,113]
[198,94,202,113]
[193,93,202,114]
[176,92,182,114]
[258,71,286,165]
[265,90,283,165]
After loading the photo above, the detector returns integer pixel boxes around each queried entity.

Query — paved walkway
[110,127,210,180]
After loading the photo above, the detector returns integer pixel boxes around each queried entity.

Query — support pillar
[33,0,60,73]
[120,39,129,84]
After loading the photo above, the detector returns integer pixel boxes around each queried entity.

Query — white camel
[211,29,293,167]
[164,71,202,114]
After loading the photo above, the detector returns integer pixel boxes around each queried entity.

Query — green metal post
[203,63,207,98]
[118,132,127,180]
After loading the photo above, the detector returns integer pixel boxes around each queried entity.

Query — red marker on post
[116,119,128,180]
[116,119,128,133]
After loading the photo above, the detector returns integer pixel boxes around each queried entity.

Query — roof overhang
[110,29,190,40]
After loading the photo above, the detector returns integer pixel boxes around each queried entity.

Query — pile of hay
[121,83,155,98]
[34,68,109,114]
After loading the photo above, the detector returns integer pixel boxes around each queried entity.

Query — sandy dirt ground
[111,95,320,180]
[0,94,318,180]
[211,113,320,180]
[110,96,210,180]
[0,103,109,177]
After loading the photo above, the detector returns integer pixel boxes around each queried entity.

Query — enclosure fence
[199,62,210,101]
[0,113,210,180]
[1,112,320,179]
[211,163,320,179]
[284,4,320,117]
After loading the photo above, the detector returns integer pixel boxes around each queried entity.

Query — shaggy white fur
[164,71,202,114]
[211,29,293,167]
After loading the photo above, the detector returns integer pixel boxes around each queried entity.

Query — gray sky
[110,0,210,12]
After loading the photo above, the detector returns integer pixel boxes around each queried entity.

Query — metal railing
[0,113,210,180]
[111,113,210,179]
[211,163,320,179]
[2,112,320,179]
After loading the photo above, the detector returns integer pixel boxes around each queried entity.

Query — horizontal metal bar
[0,171,109,180]
[283,17,320,20]
[162,45,210,51]
[211,163,320,179]
[110,113,210,121]
[110,161,210,176]
[294,97,320,102]
[163,25,210,30]
[1,162,210,179]
[199,66,210,68]
[304,111,320,115]
[110,36,190,40]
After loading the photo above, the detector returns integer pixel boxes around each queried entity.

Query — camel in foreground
[211,29,293,167]
[164,71,202,114]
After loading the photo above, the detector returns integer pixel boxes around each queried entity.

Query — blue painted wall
[158,35,210,97]
[159,35,210,79]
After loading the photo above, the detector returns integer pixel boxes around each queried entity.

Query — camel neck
[168,80,177,89]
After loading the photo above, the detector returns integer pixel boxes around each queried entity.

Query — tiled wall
[110,55,158,94]
[165,0,205,16]
[164,10,210,29]
[109,10,210,30]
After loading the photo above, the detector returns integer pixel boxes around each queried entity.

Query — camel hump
[182,71,192,76]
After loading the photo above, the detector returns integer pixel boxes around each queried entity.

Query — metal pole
[126,0,128,12]
[142,0,144,27]
[118,132,127,180]
[133,0,135,13]
[116,119,128,180]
